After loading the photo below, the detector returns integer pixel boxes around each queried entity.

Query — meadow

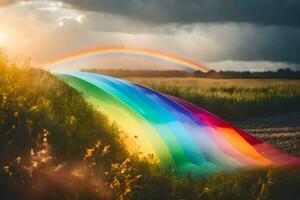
[0,58,300,200]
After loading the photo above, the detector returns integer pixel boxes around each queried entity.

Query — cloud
[192,23,300,64]
[0,0,16,7]
[59,0,300,27]
[49,6,300,65]
[1,0,300,71]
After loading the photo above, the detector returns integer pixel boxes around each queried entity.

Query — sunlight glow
[0,33,6,46]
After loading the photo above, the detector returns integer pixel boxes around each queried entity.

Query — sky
[0,0,299,71]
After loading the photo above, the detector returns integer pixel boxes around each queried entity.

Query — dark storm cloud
[239,26,300,64]
[173,24,299,65]
[207,24,300,64]
[62,0,300,27]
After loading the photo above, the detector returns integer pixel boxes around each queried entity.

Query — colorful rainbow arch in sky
[56,72,300,177]
[49,46,209,72]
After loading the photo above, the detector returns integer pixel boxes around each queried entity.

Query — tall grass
[0,55,134,199]
[128,78,300,121]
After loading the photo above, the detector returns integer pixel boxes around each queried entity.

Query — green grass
[127,78,300,121]
[0,58,299,200]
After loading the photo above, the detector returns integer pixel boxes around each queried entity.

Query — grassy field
[127,78,300,121]
[1,59,300,200]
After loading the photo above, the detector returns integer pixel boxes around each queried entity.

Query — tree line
[83,68,300,79]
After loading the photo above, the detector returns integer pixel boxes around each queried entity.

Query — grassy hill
[0,57,300,200]
[0,56,130,199]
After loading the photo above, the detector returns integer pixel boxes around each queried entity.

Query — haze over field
[0,0,300,71]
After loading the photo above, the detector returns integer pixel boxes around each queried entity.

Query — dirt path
[234,112,300,156]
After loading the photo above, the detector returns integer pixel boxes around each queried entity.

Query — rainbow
[49,46,208,72]
[56,72,300,177]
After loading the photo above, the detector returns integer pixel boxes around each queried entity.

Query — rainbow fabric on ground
[56,72,300,177]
